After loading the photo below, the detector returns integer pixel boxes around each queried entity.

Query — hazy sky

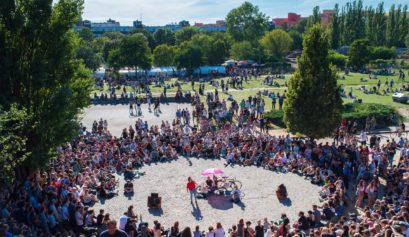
[82,0,407,26]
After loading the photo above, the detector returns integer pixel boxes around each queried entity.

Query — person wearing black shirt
[297,211,309,231]
[100,220,127,237]
[96,209,104,227]
[254,220,264,237]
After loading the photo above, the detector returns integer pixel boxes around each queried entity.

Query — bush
[342,103,400,128]
[329,50,347,68]
[264,110,285,127]
[265,103,400,129]
[369,46,396,60]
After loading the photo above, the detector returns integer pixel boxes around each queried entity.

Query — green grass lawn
[91,71,409,112]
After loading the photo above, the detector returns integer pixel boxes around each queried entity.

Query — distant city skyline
[82,0,408,26]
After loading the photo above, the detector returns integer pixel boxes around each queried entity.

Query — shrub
[329,50,347,68]
[264,110,285,127]
[265,103,400,129]
[342,103,400,128]
[369,46,396,60]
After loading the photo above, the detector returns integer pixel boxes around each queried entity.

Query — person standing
[186,177,197,203]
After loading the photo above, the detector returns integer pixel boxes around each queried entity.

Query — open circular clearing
[92,158,322,228]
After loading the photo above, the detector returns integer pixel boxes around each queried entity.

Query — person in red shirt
[186,177,197,203]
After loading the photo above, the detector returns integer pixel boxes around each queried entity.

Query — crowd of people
[0,87,409,237]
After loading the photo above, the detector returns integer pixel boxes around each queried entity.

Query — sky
[82,0,408,26]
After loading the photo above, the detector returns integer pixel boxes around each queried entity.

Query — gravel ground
[90,158,321,229]
[81,103,193,137]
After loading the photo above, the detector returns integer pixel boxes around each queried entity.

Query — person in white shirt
[359,131,367,145]
[118,212,128,230]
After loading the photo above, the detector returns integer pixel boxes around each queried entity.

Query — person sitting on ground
[124,180,134,194]
[276,184,288,201]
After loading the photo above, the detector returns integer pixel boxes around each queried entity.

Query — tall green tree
[348,39,370,69]
[230,41,257,61]
[260,29,293,59]
[175,43,203,76]
[225,1,268,42]
[119,33,152,74]
[175,27,201,45]
[153,28,175,46]
[284,24,342,139]
[0,105,31,182]
[207,33,231,65]
[0,0,93,170]
[75,44,101,71]
[307,6,321,29]
[288,30,303,50]
[78,27,94,42]
[330,4,341,49]
[153,44,176,66]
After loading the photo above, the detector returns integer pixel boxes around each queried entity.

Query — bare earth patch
[91,158,322,229]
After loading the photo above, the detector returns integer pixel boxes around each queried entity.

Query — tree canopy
[0,0,93,174]
[226,1,268,42]
[348,38,371,69]
[284,24,343,139]
[153,44,176,66]
[260,29,293,59]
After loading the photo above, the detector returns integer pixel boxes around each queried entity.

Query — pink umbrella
[201,168,224,176]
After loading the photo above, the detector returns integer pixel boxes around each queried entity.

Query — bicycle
[217,176,242,191]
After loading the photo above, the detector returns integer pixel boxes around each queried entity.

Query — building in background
[75,19,226,36]
[272,10,334,29]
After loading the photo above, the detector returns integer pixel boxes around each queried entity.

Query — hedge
[265,103,400,129]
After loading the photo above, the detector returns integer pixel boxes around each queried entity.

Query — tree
[175,43,203,76]
[207,35,231,65]
[0,0,93,171]
[260,29,293,59]
[230,41,257,61]
[175,27,201,45]
[329,50,347,68]
[330,4,341,49]
[307,6,321,29]
[119,33,152,74]
[284,24,342,139]
[288,30,303,50]
[0,105,31,182]
[226,1,268,42]
[153,28,175,46]
[406,34,409,48]
[75,44,101,71]
[369,46,396,60]
[348,39,371,69]
[153,44,176,66]
[78,27,94,42]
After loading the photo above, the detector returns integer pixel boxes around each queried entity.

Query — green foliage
[330,4,341,49]
[0,105,31,182]
[260,29,293,59]
[230,41,257,61]
[78,27,94,42]
[118,33,152,71]
[343,103,400,127]
[369,46,396,60]
[75,44,101,71]
[175,43,203,76]
[288,30,303,50]
[175,27,201,45]
[225,1,268,42]
[329,50,347,68]
[348,39,371,69]
[264,110,285,127]
[153,44,176,66]
[284,24,343,139]
[0,0,93,170]
[153,28,175,46]
[307,6,321,29]
[207,33,231,65]
[266,103,399,129]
